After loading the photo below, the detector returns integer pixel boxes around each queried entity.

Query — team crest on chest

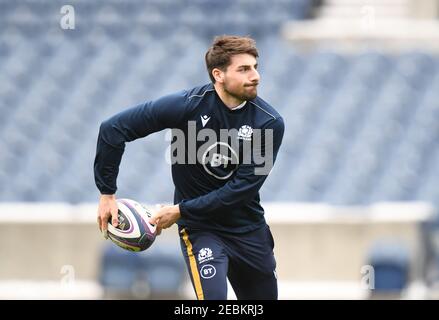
[238,125,253,141]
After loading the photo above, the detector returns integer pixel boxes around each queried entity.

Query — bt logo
[200,265,216,279]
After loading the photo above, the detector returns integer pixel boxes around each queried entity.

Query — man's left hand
[149,204,181,235]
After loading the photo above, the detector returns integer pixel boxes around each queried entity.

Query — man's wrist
[170,204,181,220]
[178,202,187,219]
[100,194,116,200]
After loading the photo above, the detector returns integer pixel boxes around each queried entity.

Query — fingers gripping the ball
[97,216,102,231]
[149,204,180,236]
[101,213,109,240]
[96,208,109,240]
[149,204,164,225]
[150,215,163,235]
[97,194,119,240]
[111,207,119,227]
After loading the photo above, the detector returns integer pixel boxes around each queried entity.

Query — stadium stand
[0,0,438,210]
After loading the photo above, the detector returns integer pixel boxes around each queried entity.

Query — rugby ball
[107,198,157,252]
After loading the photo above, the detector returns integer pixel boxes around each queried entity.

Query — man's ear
[212,68,224,83]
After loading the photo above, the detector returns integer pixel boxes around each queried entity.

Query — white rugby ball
[107,198,157,252]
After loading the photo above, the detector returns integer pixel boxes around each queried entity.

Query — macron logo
[201,115,211,127]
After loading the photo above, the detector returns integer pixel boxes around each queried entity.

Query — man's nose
[250,68,260,82]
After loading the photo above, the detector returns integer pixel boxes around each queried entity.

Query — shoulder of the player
[159,83,213,115]
[249,96,283,123]
[162,83,213,103]
[186,83,215,101]
[175,83,215,114]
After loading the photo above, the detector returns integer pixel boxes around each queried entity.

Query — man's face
[219,53,260,101]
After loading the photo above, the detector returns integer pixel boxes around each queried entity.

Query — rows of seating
[0,0,438,209]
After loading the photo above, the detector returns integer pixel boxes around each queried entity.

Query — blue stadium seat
[99,241,187,299]
[137,243,187,298]
[99,243,143,297]
[367,240,410,294]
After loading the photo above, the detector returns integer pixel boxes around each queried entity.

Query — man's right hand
[97,194,119,239]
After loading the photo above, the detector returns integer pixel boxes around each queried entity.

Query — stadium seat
[99,242,187,299]
[137,243,188,299]
[99,243,144,298]
[367,240,410,296]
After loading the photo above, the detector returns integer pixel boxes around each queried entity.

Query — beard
[223,81,258,101]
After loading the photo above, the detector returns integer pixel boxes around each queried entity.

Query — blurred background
[1,0,439,299]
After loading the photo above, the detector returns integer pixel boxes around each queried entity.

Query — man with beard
[94,35,285,300]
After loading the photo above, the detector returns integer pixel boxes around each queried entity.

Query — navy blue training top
[94,83,284,234]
